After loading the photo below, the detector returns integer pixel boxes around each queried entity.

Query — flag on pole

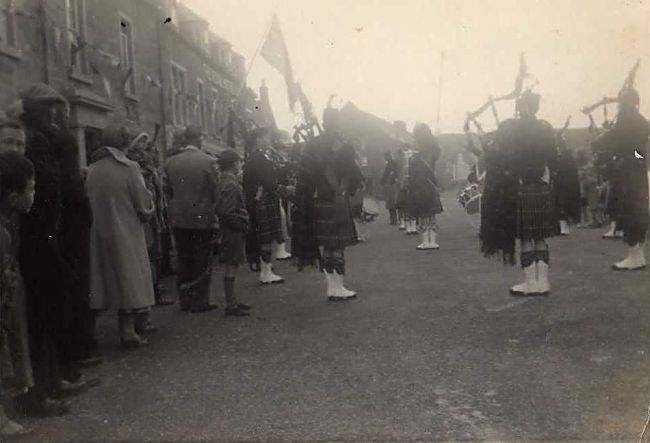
[260,14,298,112]
[296,83,316,125]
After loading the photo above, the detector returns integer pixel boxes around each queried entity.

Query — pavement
[15,193,650,442]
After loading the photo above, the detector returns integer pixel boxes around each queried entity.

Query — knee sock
[260,249,272,264]
[535,250,550,265]
[521,251,536,268]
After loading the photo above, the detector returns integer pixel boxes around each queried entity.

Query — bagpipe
[291,90,327,143]
[463,53,530,137]
[581,59,640,135]
[458,54,532,223]
[581,60,640,176]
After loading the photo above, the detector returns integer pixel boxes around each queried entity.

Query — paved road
[21,195,650,442]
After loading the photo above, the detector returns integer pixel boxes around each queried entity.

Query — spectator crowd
[0,82,301,437]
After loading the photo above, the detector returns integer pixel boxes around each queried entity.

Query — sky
[184,0,650,134]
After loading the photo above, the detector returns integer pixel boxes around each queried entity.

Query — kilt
[616,161,649,246]
[314,198,358,250]
[219,227,245,266]
[516,181,557,241]
[396,187,410,212]
[254,193,284,246]
[408,184,443,220]
[383,184,398,210]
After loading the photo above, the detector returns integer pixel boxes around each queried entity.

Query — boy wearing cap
[217,150,251,317]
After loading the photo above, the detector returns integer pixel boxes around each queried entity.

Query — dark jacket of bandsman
[292,131,362,269]
[591,105,649,245]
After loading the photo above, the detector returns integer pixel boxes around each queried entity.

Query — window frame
[0,0,17,49]
[118,12,137,96]
[170,62,187,126]
[211,88,220,136]
[66,0,90,76]
[197,79,207,131]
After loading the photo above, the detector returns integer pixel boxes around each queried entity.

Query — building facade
[0,0,250,165]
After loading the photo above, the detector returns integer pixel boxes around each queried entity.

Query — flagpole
[435,51,445,136]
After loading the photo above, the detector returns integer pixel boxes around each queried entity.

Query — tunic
[292,134,360,266]
[407,155,443,220]
[497,117,558,242]
[87,147,155,311]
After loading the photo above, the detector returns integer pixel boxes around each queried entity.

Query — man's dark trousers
[173,228,213,311]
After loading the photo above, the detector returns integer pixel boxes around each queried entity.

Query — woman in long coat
[86,125,155,348]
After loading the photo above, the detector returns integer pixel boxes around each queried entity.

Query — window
[197,80,206,130]
[171,63,187,126]
[119,16,136,95]
[67,0,88,75]
[0,0,16,48]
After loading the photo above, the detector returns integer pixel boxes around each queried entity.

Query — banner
[260,14,298,111]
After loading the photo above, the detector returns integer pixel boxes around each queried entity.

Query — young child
[0,152,36,436]
[216,150,252,317]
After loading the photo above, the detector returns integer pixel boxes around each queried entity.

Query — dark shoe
[328,294,358,302]
[16,396,71,418]
[76,356,104,368]
[237,303,252,311]
[80,376,102,389]
[190,304,217,313]
[121,336,148,349]
[52,375,102,399]
[135,321,159,335]
[155,297,175,307]
[50,379,90,399]
[612,263,646,271]
[178,295,191,311]
[225,307,250,317]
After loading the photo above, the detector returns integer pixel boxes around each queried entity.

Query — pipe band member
[410,123,444,250]
[243,127,286,285]
[380,150,399,225]
[592,87,649,271]
[493,90,558,296]
[293,108,362,301]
